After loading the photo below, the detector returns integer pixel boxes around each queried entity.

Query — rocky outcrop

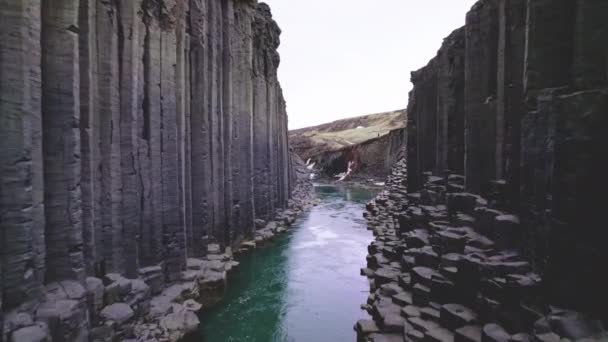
[357,0,607,341]
[0,0,293,340]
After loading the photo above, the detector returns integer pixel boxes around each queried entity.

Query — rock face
[358,0,607,341]
[312,127,406,180]
[0,0,294,340]
[289,109,407,180]
[405,0,608,320]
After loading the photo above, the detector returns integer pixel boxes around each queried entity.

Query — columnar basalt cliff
[357,0,607,341]
[0,0,298,340]
[406,0,608,315]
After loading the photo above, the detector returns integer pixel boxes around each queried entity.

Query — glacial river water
[192,184,378,342]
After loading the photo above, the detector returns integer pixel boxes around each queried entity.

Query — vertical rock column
[159,2,186,283]
[96,0,124,275]
[550,89,608,318]
[78,0,102,277]
[210,0,226,246]
[464,0,499,194]
[572,0,608,89]
[140,2,164,269]
[496,0,525,207]
[118,0,146,278]
[406,89,420,192]
[189,0,212,257]
[0,0,44,308]
[221,0,234,247]
[407,60,438,191]
[176,1,192,260]
[539,0,608,317]
[436,28,465,176]
[231,1,256,240]
[519,0,574,255]
[252,3,282,220]
[252,24,271,220]
[41,0,85,282]
[278,91,291,206]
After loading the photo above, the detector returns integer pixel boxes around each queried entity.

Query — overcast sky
[262,0,478,129]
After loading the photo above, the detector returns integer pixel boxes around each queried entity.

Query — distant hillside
[290,109,406,160]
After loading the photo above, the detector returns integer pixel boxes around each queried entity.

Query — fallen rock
[100,303,134,325]
[158,306,200,341]
[10,322,50,342]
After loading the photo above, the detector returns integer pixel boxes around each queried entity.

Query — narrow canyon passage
[190,185,378,342]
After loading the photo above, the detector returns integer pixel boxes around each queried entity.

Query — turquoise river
[189,184,378,342]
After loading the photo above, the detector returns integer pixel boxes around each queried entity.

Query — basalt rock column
[496,0,525,207]
[464,0,499,194]
[41,0,85,283]
[0,0,44,308]
[231,1,255,243]
[436,28,466,177]
[253,3,284,220]
[407,60,438,192]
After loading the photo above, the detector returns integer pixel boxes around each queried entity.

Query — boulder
[158,305,200,341]
[100,303,134,325]
[10,322,50,342]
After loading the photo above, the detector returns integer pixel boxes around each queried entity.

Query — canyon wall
[312,127,406,180]
[0,0,291,327]
[406,0,607,319]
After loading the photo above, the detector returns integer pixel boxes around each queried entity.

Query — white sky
[262,0,478,129]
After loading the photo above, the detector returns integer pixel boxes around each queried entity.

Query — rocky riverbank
[354,158,607,342]
[1,179,315,342]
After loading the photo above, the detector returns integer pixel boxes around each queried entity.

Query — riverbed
[191,184,378,342]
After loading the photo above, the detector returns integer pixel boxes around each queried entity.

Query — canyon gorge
[1,0,607,341]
